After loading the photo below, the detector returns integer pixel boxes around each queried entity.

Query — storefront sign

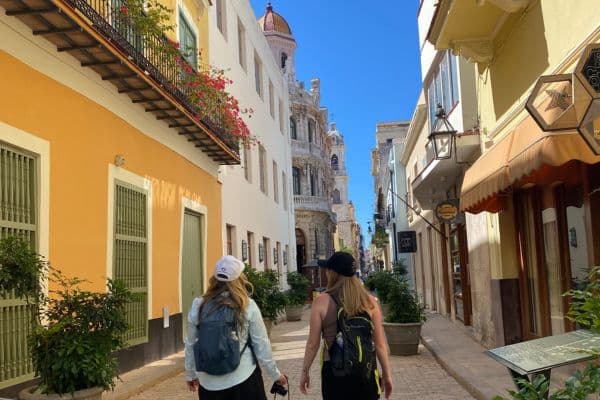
[397,231,417,253]
[435,199,459,223]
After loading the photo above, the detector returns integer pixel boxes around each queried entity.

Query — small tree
[284,272,310,306]
[244,266,285,320]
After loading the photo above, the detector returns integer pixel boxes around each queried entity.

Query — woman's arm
[247,300,282,382]
[370,295,392,398]
[184,297,202,383]
[299,293,327,394]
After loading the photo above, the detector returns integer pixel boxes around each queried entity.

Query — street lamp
[428,104,457,160]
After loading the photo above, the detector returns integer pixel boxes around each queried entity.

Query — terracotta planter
[19,386,103,400]
[382,322,422,356]
[285,304,304,321]
[264,318,273,337]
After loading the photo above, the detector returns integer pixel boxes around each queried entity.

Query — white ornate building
[329,123,360,262]
[259,3,336,275]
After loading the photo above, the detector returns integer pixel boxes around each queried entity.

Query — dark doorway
[296,228,306,272]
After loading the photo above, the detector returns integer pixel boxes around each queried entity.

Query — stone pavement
[127,308,474,400]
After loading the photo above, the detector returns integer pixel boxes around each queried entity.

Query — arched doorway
[295,228,306,272]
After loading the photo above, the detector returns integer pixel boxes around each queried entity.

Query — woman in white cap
[184,255,287,400]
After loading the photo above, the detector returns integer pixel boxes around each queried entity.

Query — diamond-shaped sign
[575,43,600,99]
[526,74,592,131]
[577,99,600,155]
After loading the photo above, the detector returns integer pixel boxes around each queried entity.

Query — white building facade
[209,0,296,277]
[258,4,336,288]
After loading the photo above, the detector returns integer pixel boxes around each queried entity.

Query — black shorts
[321,361,381,400]
[198,366,267,400]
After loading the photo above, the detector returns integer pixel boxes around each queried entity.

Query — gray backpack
[193,300,250,375]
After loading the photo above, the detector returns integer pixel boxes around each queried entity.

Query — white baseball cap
[214,255,245,282]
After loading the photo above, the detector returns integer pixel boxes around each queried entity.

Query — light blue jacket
[184,296,281,391]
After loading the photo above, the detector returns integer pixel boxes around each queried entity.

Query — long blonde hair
[202,274,253,325]
[325,270,374,316]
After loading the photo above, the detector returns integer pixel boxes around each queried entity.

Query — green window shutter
[0,144,37,388]
[114,183,148,346]
[178,12,198,68]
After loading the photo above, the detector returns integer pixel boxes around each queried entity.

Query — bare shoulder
[313,292,331,309]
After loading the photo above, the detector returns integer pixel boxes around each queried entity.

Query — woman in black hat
[299,252,392,400]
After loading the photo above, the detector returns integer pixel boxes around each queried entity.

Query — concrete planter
[284,304,304,321]
[382,322,422,356]
[19,386,103,400]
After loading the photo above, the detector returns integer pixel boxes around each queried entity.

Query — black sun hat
[317,251,356,277]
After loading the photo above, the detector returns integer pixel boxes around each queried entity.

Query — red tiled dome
[258,3,292,35]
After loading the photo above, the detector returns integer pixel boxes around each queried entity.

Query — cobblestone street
[129,311,474,400]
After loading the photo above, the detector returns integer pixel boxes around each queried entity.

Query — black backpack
[328,295,377,382]
[193,300,250,375]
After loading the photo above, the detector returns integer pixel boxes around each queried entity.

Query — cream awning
[460,117,600,213]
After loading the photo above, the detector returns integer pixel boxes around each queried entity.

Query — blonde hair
[325,270,374,317]
[202,274,253,325]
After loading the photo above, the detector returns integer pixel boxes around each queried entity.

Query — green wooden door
[114,182,148,346]
[0,145,37,388]
[181,211,203,325]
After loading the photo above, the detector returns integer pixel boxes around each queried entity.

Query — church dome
[258,3,292,35]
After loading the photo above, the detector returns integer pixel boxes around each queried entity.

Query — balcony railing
[1,0,239,163]
[294,195,331,213]
[291,140,328,161]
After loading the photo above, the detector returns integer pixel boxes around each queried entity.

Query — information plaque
[487,330,599,376]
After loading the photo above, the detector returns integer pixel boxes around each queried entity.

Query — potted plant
[284,272,310,321]
[0,236,134,400]
[21,272,134,400]
[364,270,395,316]
[382,278,426,356]
[245,266,285,336]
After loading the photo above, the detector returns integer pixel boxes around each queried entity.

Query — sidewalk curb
[103,353,184,400]
[420,336,489,400]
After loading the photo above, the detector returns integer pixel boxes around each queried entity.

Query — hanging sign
[397,231,417,253]
[435,199,459,223]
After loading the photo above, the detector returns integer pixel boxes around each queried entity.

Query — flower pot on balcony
[285,304,304,321]
[382,322,422,356]
[19,386,103,400]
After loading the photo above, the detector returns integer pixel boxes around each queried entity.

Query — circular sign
[436,200,459,223]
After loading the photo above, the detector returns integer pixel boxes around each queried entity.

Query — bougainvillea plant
[116,0,257,147]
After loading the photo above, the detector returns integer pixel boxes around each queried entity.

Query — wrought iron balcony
[1,0,240,164]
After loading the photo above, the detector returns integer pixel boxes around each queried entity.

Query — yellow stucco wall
[478,0,600,138]
[0,50,222,318]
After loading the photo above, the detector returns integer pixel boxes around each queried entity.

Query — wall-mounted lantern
[258,243,264,263]
[428,104,457,160]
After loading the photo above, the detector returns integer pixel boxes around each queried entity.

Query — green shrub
[245,266,285,320]
[284,271,310,306]
[0,236,47,302]
[29,270,135,394]
[365,270,397,303]
[385,278,426,324]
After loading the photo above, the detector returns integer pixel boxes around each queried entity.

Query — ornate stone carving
[450,39,494,64]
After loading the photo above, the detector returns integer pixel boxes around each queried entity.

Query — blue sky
[250,1,422,242]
